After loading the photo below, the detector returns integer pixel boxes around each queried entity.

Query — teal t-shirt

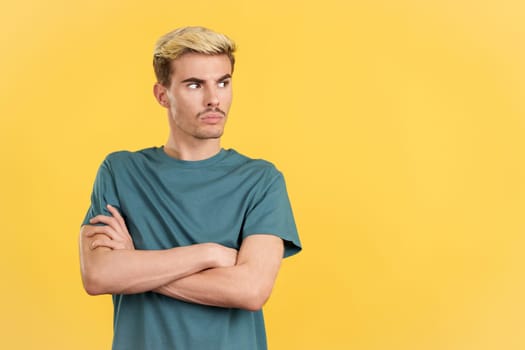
[83,147,301,350]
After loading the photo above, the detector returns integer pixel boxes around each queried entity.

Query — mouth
[198,109,226,124]
[201,114,224,125]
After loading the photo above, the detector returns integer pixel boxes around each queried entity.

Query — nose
[205,86,220,107]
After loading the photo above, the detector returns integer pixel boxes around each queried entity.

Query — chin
[195,130,224,140]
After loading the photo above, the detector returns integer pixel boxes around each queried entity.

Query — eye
[218,80,230,88]
[187,82,200,89]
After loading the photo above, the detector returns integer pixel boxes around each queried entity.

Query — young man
[79,26,301,350]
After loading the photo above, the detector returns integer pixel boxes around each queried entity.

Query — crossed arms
[79,205,284,311]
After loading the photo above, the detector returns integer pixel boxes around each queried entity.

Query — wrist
[201,243,223,268]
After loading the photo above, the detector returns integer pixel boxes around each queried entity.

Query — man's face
[159,53,233,140]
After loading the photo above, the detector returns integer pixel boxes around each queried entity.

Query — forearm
[155,264,263,310]
[155,234,284,311]
[80,211,237,296]
[80,240,222,295]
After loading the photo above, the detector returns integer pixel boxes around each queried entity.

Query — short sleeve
[81,158,121,226]
[242,170,302,258]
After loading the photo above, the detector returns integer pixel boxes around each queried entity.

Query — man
[79,26,301,350]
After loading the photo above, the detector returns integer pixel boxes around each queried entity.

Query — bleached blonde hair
[153,26,236,87]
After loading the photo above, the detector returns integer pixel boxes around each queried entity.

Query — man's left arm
[154,234,284,311]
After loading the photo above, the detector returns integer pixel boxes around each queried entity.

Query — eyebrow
[180,74,232,84]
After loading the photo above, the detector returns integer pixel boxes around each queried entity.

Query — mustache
[197,108,226,118]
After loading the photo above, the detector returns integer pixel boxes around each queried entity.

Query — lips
[201,113,224,124]
[202,113,223,119]
[198,108,226,118]
[198,108,226,124]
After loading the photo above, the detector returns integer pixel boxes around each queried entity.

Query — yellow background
[1,0,524,349]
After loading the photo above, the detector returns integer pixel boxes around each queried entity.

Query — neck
[164,135,222,161]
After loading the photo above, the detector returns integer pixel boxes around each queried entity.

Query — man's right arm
[79,205,237,295]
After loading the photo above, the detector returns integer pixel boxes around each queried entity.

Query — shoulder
[102,147,158,169]
[225,149,285,190]
[226,149,281,176]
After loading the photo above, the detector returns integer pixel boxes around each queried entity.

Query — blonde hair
[153,26,236,87]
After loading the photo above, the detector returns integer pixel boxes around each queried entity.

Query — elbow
[83,279,108,296]
[243,301,265,312]
[240,285,273,312]
[84,285,104,296]
[82,272,107,296]
[80,249,122,295]
[81,265,113,296]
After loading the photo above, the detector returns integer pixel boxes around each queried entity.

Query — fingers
[213,244,238,268]
[82,205,135,251]
[82,224,121,241]
[89,206,129,240]
[106,204,128,233]
[81,225,135,251]
[91,237,127,250]
[89,214,120,232]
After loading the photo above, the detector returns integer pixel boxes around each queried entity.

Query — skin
[80,205,238,295]
[79,53,285,311]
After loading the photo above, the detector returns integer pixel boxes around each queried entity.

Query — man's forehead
[171,53,232,79]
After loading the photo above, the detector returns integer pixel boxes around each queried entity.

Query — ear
[153,83,169,108]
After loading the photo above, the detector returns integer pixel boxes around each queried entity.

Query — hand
[208,243,238,268]
[85,204,135,251]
